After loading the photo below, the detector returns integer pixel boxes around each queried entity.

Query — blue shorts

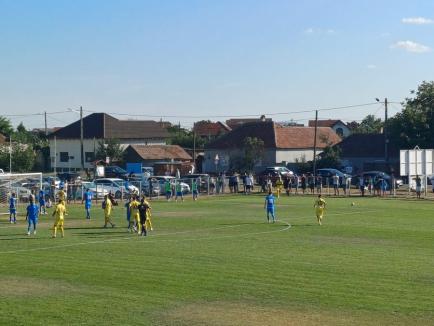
[176,191,183,197]
[10,208,16,214]
[193,190,198,195]
[267,207,275,215]
[166,191,171,196]
[28,217,38,224]
[39,201,46,206]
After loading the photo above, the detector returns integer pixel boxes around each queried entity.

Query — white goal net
[0,173,43,212]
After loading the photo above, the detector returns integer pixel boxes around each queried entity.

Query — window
[60,152,69,162]
[336,128,344,137]
[85,152,95,163]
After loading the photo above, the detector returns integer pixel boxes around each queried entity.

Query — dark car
[316,168,350,186]
[104,166,129,179]
[360,171,403,188]
[57,172,81,183]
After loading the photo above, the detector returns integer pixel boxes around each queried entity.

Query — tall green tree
[229,137,265,172]
[352,115,383,134]
[0,116,13,136]
[0,143,35,172]
[96,139,124,163]
[388,81,434,149]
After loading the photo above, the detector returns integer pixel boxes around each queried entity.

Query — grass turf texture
[0,195,433,325]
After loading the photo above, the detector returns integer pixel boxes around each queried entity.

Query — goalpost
[0,173,43,211]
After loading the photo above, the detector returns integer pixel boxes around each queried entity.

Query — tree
[388,81,434,149]
[167,125,207,149]
[229,137,265,172]
[352,115,383,134]
[96,139,124,163]
[243,137,264,171]
[316,145,341,169]
[0,143,35,172]
[0,116,13,136]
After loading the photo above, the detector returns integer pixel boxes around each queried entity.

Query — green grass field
[1,194,433,325]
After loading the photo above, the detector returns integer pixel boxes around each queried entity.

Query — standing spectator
[284,176,290,196]
[332,173,340,196]
[210,177,216,194]
[242,173,247,194]
[301,174,307,195]
[245,173,253,194]
[233,173,239,193]
[368,177,373,195]
[266,176,273,193]
[316,175,322,194]
[359,176,365,197]
[295,175,300,194]
[308,174,315,194]
[415,175,422,199]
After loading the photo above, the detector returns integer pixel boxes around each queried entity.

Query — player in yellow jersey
[103,195,115,228]
[275,177,283,198]
[142,196,153,231]
[129,195,140,234]
[52,200,66,238]
[314,194,326,225]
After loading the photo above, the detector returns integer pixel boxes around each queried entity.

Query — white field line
[0,221,290,255]
[0,209,378,255]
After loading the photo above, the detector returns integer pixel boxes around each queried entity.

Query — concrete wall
[275,149,323,164]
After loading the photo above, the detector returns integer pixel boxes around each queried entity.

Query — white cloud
[304,28,314,34]
[391,40,431,53]
[367,64,377,69]
[402,17,433,25]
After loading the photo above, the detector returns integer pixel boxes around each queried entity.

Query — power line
[83,101,394,119]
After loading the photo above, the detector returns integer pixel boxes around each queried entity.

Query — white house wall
[275,149,323,163]
[49,138,166,170]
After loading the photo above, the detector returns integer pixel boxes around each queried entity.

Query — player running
[314,194,326,225]
[52,199,66,238]
[264,190,276,223]
[26,196,39,235]
[9,193,17,224]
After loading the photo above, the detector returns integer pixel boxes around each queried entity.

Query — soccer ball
[351,202,355,206]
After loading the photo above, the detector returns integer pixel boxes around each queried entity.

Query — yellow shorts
[54,217,64,227]
[316,208,324,218]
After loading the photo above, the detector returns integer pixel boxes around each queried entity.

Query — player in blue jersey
[26,196,39,235]
[38,189,47,215]
[264,190,276,223]
[82,189,93,219]
[9,193,17,223]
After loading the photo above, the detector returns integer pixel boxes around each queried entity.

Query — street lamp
[214,154,219,173]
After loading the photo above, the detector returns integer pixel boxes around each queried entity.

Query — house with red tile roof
[308,119,350,138]
[193,121,231,140]
[203,121,341,172]
[124,144,192,165]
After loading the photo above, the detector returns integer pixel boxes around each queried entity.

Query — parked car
[316,168,351,185]
[258,167,294,186]
[58,172,81,183]
[360,171,403,189]
[76,181,109,199]
[94,178,139,198]
[104,166,129,179]
[152,176,190,194]
[42,176,61,189]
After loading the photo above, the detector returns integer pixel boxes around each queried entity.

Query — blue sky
[1,0,433,129]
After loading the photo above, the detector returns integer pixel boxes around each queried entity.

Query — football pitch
[0,195,433,325]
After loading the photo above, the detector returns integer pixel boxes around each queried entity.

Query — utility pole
[384,98,388,172]
[193,122,196,165]
[80,106,84,171]
[312,110,318,178]
[44,111,48,136]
